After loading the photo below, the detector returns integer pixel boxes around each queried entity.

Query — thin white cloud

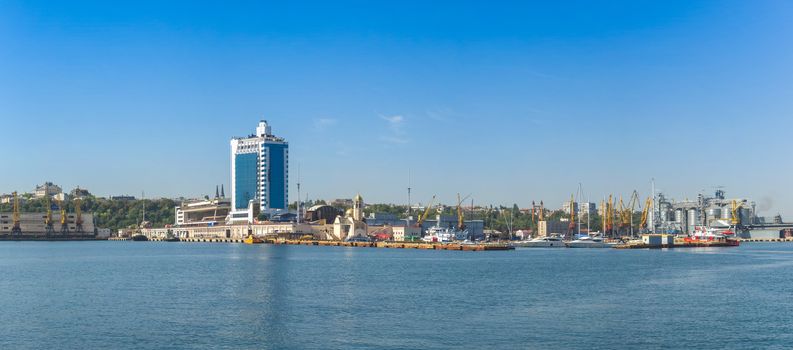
[313,118,338,129]
[379,114,409,144]
[381,115,404,130]
[426,107,457,122]
[379,135,408,144]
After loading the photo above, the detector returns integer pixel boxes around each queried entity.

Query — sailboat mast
[577,183,583,235]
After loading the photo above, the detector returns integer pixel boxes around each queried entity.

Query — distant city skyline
[1,1,791,217]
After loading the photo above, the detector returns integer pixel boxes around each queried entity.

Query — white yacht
[566,235,614,248]
[514,235,566,247]
[421,226,468,243]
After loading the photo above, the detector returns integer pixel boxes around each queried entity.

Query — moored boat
[243,234,263,244]
[514,235,566,247]
[421,226,467,243]
[684,226,740,246]
[566,234,614,248]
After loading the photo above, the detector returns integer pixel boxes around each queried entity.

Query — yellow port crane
[731,200,742,227]
[640,197,652,231]
[45,196,54,234]
[58,198,69,233]
[74,197,84,233]
[530,201,536,225]
[625,190,640,237]
[456,193,471,231]
[11,191,21,234]
[416,195,436,227]
[617,195,626,232]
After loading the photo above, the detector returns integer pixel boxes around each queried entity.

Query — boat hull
[243,236,263,244]
[566,241,613,248]
[514,241,566,248]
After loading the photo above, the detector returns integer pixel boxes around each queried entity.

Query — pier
[114,237,514,251]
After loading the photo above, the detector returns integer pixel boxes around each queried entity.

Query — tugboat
[162,231,180,242]
[132,193,151,241]
[684,226,740,246]
[243,234,263,244]
[131,234,149,241]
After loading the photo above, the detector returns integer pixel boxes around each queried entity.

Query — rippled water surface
[1,241,792,349]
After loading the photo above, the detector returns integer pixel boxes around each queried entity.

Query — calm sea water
[1,241,792,349]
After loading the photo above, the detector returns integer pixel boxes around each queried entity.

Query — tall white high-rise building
[230,120,289,221]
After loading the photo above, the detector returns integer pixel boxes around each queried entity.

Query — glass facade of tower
[265,143,288,210]
[234,153,258,210]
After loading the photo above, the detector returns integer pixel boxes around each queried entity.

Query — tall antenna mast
[297,163,301,224]
[407,168,411,219]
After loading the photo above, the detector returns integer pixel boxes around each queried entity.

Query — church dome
[354,193,363,202]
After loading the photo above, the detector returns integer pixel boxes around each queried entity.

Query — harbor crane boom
[640,197,652,230]
[618,195,627,230]
[74,197,84,233]
[416,195,436,227]
[456,193,471,231]
[45,196,53,234]
[626,190,640,237]
[58,198,68,233]
[731,200,743,226]
[11,192,21,234]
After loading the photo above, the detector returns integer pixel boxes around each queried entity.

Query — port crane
[11,192,21,235]
[45,196,54,235]
[456,193,471,231]
[639,197,652,232]
[624,191,640,237]
[731,200,743,227]
[58,199,69,234]
[617,195,626,234]
[531,201,535,225]
[74,197,84,233]
[415,195,436,228]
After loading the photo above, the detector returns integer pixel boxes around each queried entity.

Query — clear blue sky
[1,1,791,217]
